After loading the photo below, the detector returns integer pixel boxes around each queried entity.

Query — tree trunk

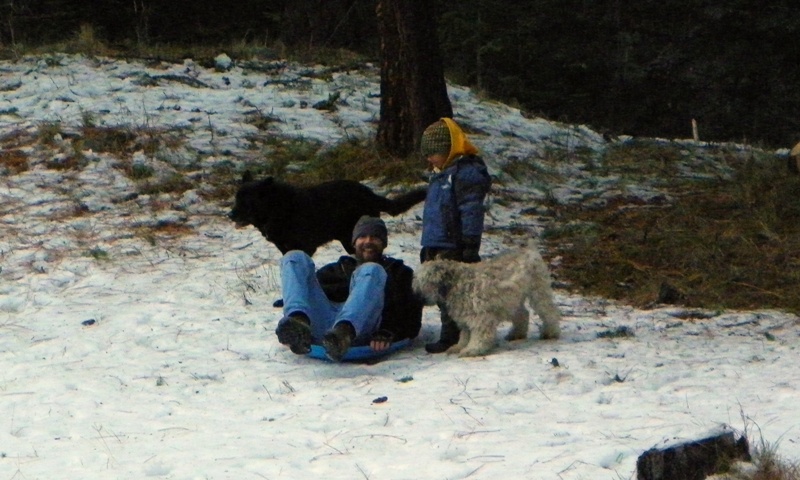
[375,0,452,157]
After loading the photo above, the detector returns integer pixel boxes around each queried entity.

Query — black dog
[229,174,426,256]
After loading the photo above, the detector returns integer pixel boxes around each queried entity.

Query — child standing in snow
[419,118,492,353]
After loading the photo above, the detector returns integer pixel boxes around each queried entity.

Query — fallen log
[637,427,750,480]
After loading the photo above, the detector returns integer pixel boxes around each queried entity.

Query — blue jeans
[279,251,386,345]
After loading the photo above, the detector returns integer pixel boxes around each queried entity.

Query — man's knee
[354,262,386,279]
[282,250,313,267]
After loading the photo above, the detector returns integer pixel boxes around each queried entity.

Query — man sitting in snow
[275,216,422,361]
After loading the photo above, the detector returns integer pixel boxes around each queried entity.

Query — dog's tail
[381,188,427,215]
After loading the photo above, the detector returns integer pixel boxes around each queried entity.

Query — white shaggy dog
[413,247,561,357]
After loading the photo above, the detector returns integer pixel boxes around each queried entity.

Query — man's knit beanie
[420,120,452,158]
[351,215,388,246]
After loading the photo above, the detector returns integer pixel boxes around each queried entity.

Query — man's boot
[276,313,312,354]
[425,315,460,354]
[322,321,356,362]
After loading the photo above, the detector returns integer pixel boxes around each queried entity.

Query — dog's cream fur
[413,247,561,357]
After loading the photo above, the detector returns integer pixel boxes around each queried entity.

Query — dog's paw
[445,345,462,355]
[540,325,561,340]
[458,348,489,358]
[504,332,527,341]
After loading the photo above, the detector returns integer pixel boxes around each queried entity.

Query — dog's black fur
[229,174,426,256]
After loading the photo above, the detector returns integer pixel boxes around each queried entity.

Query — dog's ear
[241,170,254,184]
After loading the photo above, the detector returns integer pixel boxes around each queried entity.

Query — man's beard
[355,242,382,262]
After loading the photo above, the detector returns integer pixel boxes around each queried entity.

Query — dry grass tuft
[202,136,423,203]
[136,222,195,246]
[45,154,86,171]
[601,139,684,177]
[0,149,29,174]
[757,458,800,479]
[542,143,800,314]
[35,122,64,146]
[79,126,138,154]
[1,130,38,174]
[749,450,800,480]
[719,440,800,480]
[137,173,195,196]
[289,139,423,186]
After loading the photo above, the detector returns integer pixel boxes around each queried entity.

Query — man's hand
[370,329,394,351]
[370,339,391,352]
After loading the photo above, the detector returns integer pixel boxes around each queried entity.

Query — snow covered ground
[1,53,798,479]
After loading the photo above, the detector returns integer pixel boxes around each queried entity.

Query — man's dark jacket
[315,255,422,342]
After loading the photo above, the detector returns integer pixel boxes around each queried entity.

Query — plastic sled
[307,338,412,362]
